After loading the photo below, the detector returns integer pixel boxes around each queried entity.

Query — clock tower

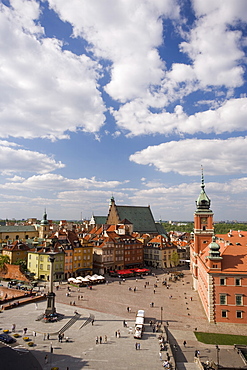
[191,169,214,289]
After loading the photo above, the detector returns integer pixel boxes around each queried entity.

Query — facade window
[236,294,243,306]
[221,310,227,318]
[213,264,218,268]
[29,255,31,259]
[47,264,50,270]
[40,264,43,270]
[220,278,226,286]
[235,278,241,286]
[29,262,31,268]
[220,294,227,305]
[236,311,242,319]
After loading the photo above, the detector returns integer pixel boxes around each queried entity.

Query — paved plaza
[1,267,247,369]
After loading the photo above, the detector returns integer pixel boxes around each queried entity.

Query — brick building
[190,171,247,323]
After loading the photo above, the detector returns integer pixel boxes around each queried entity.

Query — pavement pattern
[0,267,247,370]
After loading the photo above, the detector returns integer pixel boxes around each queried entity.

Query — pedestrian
[135,342,138,350]
[33,330,36,337]
[154,289,155,294]
[104,335,107,343]
[159,352,162,360]
[117,330,120,338]
[95,336,98,344]
[44,355,48,364]
[35,303,38,309]
[138,343,140,350]
[167,353,170,361]
[11,324,16,332]
[43,333,46,340]
[50,344,53,353]
[127,306,129,312]
[100,336,102,344]
[183,340,187,347]
[115,331,118,337]
[23,328,27,335]
[47,333,50,340]
[151,302,154,307]
[91,319,94,325]
[194,350,198,357]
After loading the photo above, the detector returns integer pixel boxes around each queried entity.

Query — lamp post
[215,345,220,369]
[160,306,163,324]
[45,251,57,317]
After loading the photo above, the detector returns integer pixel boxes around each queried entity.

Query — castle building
[190,171,247,323]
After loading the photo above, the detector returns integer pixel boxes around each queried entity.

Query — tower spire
[196,167,211,210]
[201,165,205,190]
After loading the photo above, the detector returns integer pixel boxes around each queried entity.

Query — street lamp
[160,306,163,324]
[215,345,220,369]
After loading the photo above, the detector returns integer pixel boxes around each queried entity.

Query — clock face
[201,217,207,224]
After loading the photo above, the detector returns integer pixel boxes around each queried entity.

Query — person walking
[183,340,187,347]
[104,335,107,343]
[11,324,16,332]
[44,355,48,364]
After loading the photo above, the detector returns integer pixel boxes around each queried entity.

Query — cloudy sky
[0,0,247,222]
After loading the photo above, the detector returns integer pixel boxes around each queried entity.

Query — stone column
[45,253,56,316]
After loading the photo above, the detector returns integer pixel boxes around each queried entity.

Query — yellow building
[144,234,177,268]
[2,241,30,264]
[0,225,39,246]
[73,237,93,277]
[52,229,93,279]
[28,244,65,281]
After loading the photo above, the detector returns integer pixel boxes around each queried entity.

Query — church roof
[0,225,37,232]
[114,205,158,233]
[90,216,107,225]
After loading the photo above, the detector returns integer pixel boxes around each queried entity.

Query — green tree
[0,255,10,271]
[170,251,180,267]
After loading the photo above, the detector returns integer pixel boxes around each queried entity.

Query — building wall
[214,275,247,324]
[28,252,64,281]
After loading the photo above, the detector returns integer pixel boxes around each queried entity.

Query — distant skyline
[0,0,247,222]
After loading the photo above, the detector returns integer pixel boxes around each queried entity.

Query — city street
[0,267,246,369]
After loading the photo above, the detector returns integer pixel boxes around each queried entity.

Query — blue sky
[0,0,247,222]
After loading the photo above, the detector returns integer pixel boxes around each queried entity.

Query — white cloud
[0,1,106,140]
[0,174,125,191]
[47,0,179,103]
[113,97,247,136]
[6,175,25,182]
[0,144,64,175]
[130,136,247,176]
[179,0,247,89]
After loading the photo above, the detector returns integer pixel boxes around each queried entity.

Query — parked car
[0,333,16,344]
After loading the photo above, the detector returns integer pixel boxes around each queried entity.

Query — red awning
[116,269,134,275]
[131,268,150,273]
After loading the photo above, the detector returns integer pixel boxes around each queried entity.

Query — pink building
[190,172,247,323]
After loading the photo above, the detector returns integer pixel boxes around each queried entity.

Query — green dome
[196,169,211,210]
